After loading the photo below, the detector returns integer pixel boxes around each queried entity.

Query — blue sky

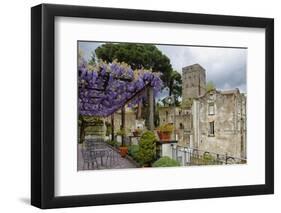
[78,41,247,93]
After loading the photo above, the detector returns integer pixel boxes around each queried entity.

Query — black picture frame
[31,3,274,209]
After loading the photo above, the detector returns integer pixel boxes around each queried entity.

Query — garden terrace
[78,61,163,145]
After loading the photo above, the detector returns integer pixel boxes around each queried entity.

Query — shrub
[138,131,157,165]
[203,153,216,165]
[128,145,139,161]
[158,123,174,132]
[80,115,104,125]
[152,156,180,167]
[116,128,127,136]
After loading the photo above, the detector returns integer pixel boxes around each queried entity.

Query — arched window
[180,123,184,129]
[208,103,215,115]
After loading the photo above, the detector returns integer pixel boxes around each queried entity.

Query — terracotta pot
[157,131,172,141]
[119,147,128,157]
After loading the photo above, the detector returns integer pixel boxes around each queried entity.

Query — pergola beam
[80,83,149,117]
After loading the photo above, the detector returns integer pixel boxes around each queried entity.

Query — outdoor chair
[83,137,121,169]
[81,148,98,169]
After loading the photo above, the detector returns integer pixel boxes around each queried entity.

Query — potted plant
[156,123,174,141]
[116,128,125,144]
[119,145,128,157]
[117,128,128,157]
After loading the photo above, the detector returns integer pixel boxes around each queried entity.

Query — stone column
[121,107,125,146]
[148,87,154,130]
[111,114,114,141]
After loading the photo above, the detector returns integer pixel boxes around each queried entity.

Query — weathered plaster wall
[193,90,246,158]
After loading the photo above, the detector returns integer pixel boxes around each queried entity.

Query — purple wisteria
[79,60,163,117]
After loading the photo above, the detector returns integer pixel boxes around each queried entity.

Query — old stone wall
[158,107,192,146]
[193,90,246,158]
[104,110,137,133]
[182,64,206,100]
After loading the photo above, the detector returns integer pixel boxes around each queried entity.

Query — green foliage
[190,153,220,165]
[84,126,103,133]
[128,145,140,161]
[88,51,96,65]
[106,140,120,148]
[80,115,103,125]
[152,156,180,167]
[138,131,157,165]
[206,81,216,92]
[158,123,174,132]
[95,43,183,126]
[116,128,127,136]
[203,153,216,164]
[167,71,182,105]
[95,43,178,90]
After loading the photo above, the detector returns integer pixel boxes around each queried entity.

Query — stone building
[192,89,247,159]
[158,107,193,146]
[182,63,206,100]
[96,63,246,159]
[104,107,137,133]
[159,63,247,159]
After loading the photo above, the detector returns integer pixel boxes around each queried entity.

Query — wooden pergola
[78,61,163,146]
[79,83,155,146]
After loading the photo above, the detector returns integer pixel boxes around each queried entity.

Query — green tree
[95,43,173,88]
[167,70,182,105]
[95,43,182,124]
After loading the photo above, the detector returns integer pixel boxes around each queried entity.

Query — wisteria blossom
[78,59,163,117]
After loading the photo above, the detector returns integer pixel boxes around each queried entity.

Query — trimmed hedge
[128,145,139,161]
[152,156,180,167]
[138,131,157,165]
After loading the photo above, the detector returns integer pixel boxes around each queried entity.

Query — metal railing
[171,145,247,166]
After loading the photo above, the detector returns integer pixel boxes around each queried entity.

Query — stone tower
[182,64,206,100]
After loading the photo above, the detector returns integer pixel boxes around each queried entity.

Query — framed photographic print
[31,3,274,209]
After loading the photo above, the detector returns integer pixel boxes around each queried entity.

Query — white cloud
[157,45,247,92]
[79,41,247,93]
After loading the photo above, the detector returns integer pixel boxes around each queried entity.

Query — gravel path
[77,144,137,171]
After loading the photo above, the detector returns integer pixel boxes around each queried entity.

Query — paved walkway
[77,144,137,170]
